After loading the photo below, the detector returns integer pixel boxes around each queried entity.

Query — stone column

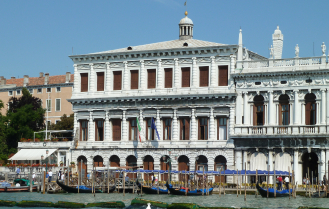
[243,151,248,183]
[88,111,94,141]
[229,106,235,136]
[268,150,273,184]
[293,90,299,124]
[209,107,215,140]
[140,60,146,90]
[174,58,180,88]
[156,109,161,140]
[192,57,198,88]
[89,64,95,92]
[268,91,274,125]
[105,62,111,92]
[210,56,217,87]
[139,109,144,140]
[157,59,163,89]
[191,108,197,141]
[243,92,249,125]
[105,110,110,141]
[327,90,329,126]
[230,55,236,73]
[320,149,326,182]
[293,149,301,185]
[301,102,305,125]
[172,109,178,141]
[73,112,78,135]
[154,158,160,171]
[73,64,79,93]
[123,61,129,90]
[236,92,243,125]
[321,89,326,124]
[122,110,128,141]
[235,150,243,172]
[208,157,215,182]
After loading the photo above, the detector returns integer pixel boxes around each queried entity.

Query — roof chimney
[65,72,71,83]
[44,73,49,85]
[11,76,16,79]
[1,78,6,85]
[23,75,29,87]
[39,72,44,78]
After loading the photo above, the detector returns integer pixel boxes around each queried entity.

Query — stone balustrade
[18,141,73,148]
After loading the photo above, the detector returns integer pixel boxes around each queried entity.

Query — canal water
[1,192,329,208]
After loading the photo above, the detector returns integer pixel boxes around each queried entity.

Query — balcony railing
[234,125,327,136]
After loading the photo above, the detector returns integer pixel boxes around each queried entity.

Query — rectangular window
[97,72,105,91]
[80,120,88,141]
[46,99,51,112]
[16,90,21,95]
[306,102,316,125]
[147,69,156,89]
[46,87,51,93]
[80,73,89,92]
[181,67,190,87]
[146,118,155,140]
[56,87,61,92]
[8,102,13,110]
[198,118,208,140]
[55,120,60,124]
[279,104,289,125]
[95,120,104,141]
[28,89,33,94]
[55,98,61,111]
[163,118,172,140]
[8,91,13,96]
[164,68,173,88]
[37,88,42,93]
[199,66,209,87]
[253,105,264,125]
[130,70,139,89]
[180,118,190,140]
[129,119,137,141]
[218,117,227,140]
[112,119,121,141]
[218,65,228,86]
[113,71,122,90]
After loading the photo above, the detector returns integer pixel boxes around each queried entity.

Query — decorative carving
[197,57,211,62]
[93,63,106,69]
[77,64,90,70]
[263,82,269,86]
[321,42,326,56]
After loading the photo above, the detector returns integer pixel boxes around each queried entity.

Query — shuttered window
[180,118,190,140]
[163,118,172,140]
[218,65,228,86]
[113,71,122,90]
[181,67,190,87]
[217,117,227,140]
[198,118,208,140]
[112,119,121,141]
[55,98,61,111]
[80,73,88,92]
[130,70,139,89]
[147,69,156,89]
[80,120,88,141]
[95,120,104,141]
[199,66,209,87]
[164,68,173,88]
[96,72,104,91]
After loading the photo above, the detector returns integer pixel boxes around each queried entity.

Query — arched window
[305,93,316,125]
[253,95,264,126]
[279,94,290,125]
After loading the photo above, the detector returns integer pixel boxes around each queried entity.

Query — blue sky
[0,0,328,78]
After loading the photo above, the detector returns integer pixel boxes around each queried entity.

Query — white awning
[9,149,57,161]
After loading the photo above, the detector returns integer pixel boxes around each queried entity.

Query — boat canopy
[9,149,57,161]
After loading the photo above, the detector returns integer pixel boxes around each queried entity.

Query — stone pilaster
[122,110,128,141]
[73,64,79,93]
[268,150,273,184]
[105,62,111,92]
[320,149,326,182]
[157,59,163,89]
[236,92,243,125]
[321,89,326,124]
[156,109,161,140]
[174,58,179,88]
[172,109,178,141]
[294,149,301,185]
[191,108,197,141]
[105,110,111,141]
[209,107,215,140]
[229,106,235,136]
[89,64,95,92]
[139,109,144,140]
[293,90,299,125]
[268,91,274,125]
[243,92,249,125]
[140,60,146,90]
[73,112,78,135]
[123,61,129,90]
[210,56,217,87]
[230,55,236,73]
[88,111,94,141]
[192,57,198,88]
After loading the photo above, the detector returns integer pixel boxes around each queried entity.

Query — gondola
[136,179,168,194]
[56,179,115,193]
[256,183,293,197]
[0,179,37,192]
[165,182,213,196]
[311,191,327,198]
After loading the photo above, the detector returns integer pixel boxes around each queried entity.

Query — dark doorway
[160,155,170,181]
[214,155,226,183]
[302,152,318,184]
[77,156,87,178]
[178,155,189,181]
[93,155,103,167]
[126,155,137,179]
[143,155,154,180]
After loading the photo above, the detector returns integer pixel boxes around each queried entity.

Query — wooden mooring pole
[219,172,221,197]
[223,169,226,195]
[288,167,291,200]
[42,171,46,194]
[255,169,258,197]
[244,163,247,201]
[236,169,238,197]
[274,168,276,198]
[123,171,125,196]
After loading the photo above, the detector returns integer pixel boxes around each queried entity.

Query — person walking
[48,170,53,182]
[284,176,289,190]
[323,175,326,186]
[16,167,20,178]
[58,169,62,180]
[32,172,36,182]
[277,176,283,190]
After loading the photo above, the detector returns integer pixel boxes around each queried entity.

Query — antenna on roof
[72,47,73,55]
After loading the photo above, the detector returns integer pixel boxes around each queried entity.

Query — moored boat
[136,179,168,194]
[165,182,213,196]
[0,179,37,192]
[256,183,293,197]
[56,179,115,193]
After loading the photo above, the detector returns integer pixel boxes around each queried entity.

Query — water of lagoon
[1,192,328,209]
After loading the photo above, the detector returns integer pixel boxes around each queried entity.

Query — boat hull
[256,183,292,198]
[0,186,37,192]
[165,182,213,196]
[56,180,114,193]
[136,180,168,194]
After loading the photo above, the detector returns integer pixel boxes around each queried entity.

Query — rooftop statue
[243,48,249,60]
[295,44,299,58]
[321,42,326,56]
[269,45,274,59]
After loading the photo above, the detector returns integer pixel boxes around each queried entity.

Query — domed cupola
[179,11,193,40]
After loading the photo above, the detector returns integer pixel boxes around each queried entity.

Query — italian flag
[136,117,142,142]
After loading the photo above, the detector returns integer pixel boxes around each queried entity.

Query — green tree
[49,114,74,140]
[6,88,45,149]
[0,100,9,162]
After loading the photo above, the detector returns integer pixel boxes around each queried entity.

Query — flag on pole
[151,117,160,140]
[136,117,142,142]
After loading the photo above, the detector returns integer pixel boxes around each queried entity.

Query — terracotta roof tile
[5,74,74,87]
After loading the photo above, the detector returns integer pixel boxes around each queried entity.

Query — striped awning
[9,149,57,161]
